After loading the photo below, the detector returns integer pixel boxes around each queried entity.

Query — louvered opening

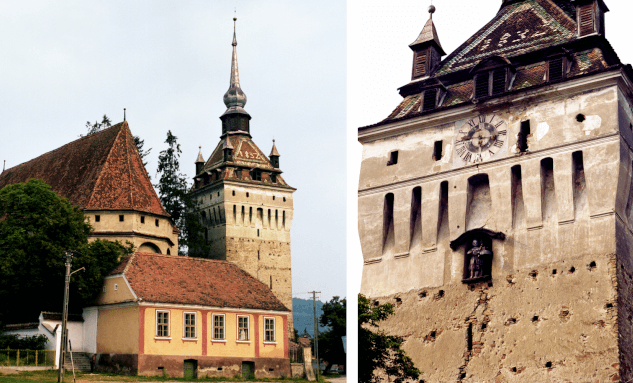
[579,4,595,36]
[422,89,438,111]
[475,73,490,99]
[491,69,507,95]
[549,57,564,82]
[413,51,428,78]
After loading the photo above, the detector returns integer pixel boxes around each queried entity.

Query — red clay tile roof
[0,122,169,217]
[112,252,289,312]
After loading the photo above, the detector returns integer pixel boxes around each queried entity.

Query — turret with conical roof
[409,5,446,80]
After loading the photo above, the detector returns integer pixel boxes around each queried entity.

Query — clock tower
[191,18,296,336]
[358,1,633,381]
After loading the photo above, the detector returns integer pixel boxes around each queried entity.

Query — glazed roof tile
[0,122,169,217]
[112,252,289,312]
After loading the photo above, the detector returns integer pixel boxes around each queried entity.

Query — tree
[0,180,131,326]
[358,294,420,383]
[317,296,346,373]
[82,114,152,168]
[155,130,210,257]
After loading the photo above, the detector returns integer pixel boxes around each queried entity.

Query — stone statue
[467,238,492,279]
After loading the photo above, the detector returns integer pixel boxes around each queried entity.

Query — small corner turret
[195,146,205,175]
[409,5,446,80]
[269,139,280,169]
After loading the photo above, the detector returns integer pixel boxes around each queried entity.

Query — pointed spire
[409,4,446,56]
[196,146,205,163]
[223,17,248,110]
[269,139,280,157]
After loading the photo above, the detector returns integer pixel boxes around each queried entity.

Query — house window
[119,215,124,222]
[387,151,398,166]
[264,317,275,342]
[412,50,428,79]
[213,314,225,340]
[237,316,249,341]
[183,312,196,339]
[251,169,262,181]
[141,216,145,224]
[95,215,100,222]
[518,120,531,153]
[156,311,170,338]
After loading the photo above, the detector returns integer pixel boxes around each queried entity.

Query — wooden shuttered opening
[491,68,507,96]
[475,73,490,99]
[578,3,595,36]
[413,50,428,79]
[548,57,565,82]
[422,88,438,111]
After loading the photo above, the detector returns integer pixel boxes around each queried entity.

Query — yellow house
[84,252,290,378]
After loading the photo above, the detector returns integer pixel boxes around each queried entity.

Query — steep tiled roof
[0,123,169,217]
[438,0,577,76]
[361,0,624,130]
[112,252,289,312]
[199,135,293,189]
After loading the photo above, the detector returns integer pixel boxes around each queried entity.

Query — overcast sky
[0,0,346,302]
[347,0,633,361]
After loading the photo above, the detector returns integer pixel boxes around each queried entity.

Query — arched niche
[450,229,505,283]
[138,242,162,254]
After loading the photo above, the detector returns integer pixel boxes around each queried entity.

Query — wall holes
[506,275,516,285]
[560,309,571,322]
[481,323,487,331]
[488,282,493,287]
[419,291,428,298]
[232,190,235,196]
[467,323,473,351]
[373,300,379,306]
[517,120,530,152]
[505,317,517,326]
[395,297,402,307]
[532,316,539,322]
[545,361,552,368]
[434,290,445,300]
[246,192,249,197]
[511,367,517,373]
[606,303,614,309]
[569,266,576,273]
[588,261,596,270]
[576,114,586,122]
[552,269,557,275]
[433,141,443,161]
[387,150,399,166]
[529,270,538,279]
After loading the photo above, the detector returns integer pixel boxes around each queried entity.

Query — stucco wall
[97,306,139,354]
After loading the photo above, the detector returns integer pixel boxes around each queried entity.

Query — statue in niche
[466,238,492,280]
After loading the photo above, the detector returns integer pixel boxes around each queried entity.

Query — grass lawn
[0,370,336,382]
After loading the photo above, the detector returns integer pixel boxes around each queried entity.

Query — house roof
[111,252,290,312]
[41,312,84,322]
[0,122,170,217]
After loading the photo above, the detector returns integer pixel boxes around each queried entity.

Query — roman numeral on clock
[463,152,472,162]
[498,129,507,136]
[493,140,504,148]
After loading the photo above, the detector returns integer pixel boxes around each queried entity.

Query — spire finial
[223,16,247,110]
[124,108,126,121]
[2,160,5,172]
[428,1,436,18]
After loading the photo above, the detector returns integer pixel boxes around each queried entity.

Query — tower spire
[223,17,247,110]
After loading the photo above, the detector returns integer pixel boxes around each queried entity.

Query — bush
[0,334,48,350]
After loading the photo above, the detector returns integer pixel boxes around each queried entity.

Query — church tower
[190,18,296,335]
[358,1,633,381]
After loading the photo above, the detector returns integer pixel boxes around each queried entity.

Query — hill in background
[293,297,329,337]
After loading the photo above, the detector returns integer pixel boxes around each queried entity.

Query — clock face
[455,114,508,164]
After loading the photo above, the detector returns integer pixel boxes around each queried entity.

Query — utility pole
[58,250,84,383]
[309,291,321,382]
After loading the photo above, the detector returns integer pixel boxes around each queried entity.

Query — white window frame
[183,312,197,340]
[264,317,276,344]
[236,315,250,342]
[212,314,226,342]
[155,310,171,339]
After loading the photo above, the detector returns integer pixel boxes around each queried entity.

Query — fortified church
[0,18,295,379]
[358,0,633,381]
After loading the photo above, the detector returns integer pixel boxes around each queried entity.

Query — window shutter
[422,88,438,111]
[475,73,490,99]
[491,69,507,96]
[578,4,595,36]
[549,57,565,82]
[413,51,428,78]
